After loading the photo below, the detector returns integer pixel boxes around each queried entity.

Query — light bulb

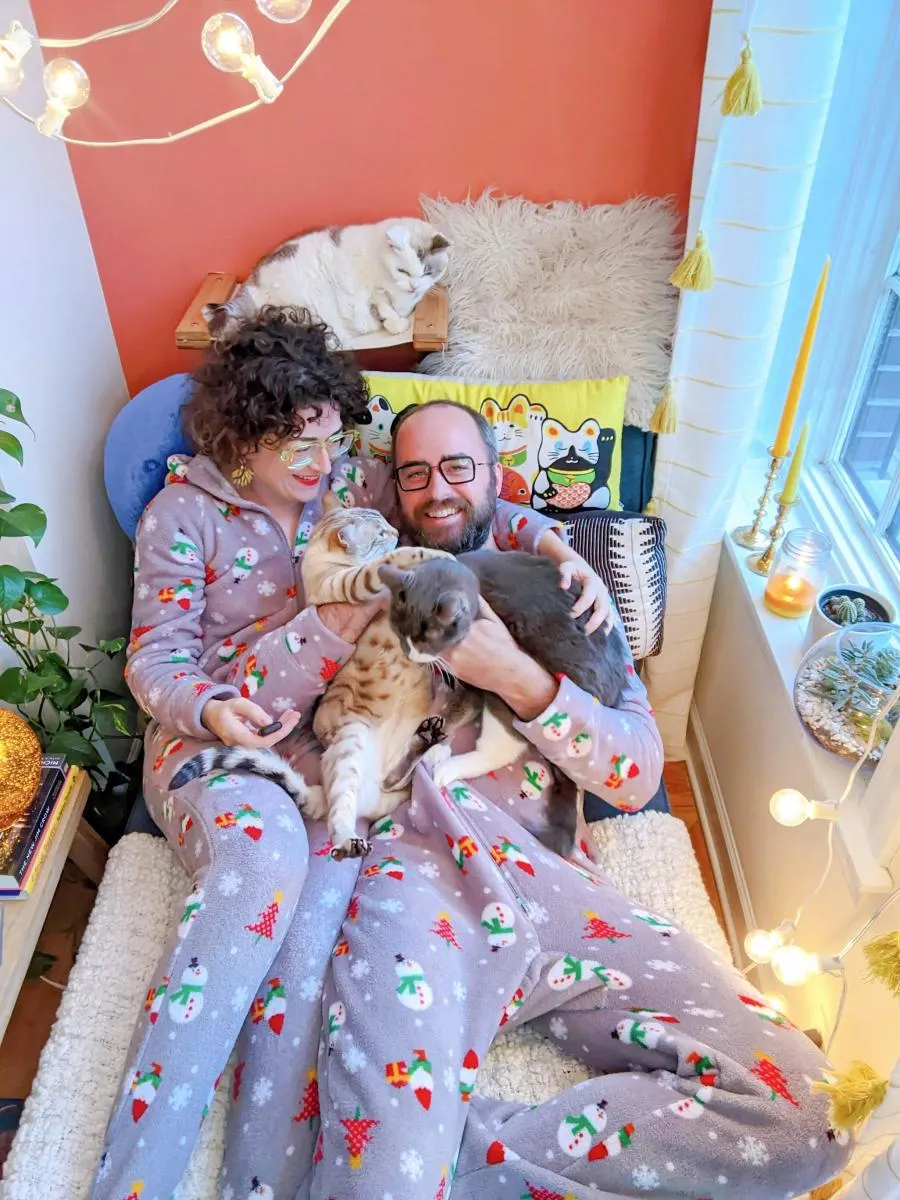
[35,57,90,137]
[0,60,23,96]
[0,20,33,96]
[256,0,312,22]
[201,12,283,103]
[771,944,820,987]
[762,992,789,1016]
[744,927,785,964]
[769,788,814,827]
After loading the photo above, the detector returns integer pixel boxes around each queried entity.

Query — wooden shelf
[175,274,448,355]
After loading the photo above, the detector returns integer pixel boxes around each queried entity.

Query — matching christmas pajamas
[91,453,559,1200]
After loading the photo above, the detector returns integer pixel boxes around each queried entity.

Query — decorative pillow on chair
[358,372,628,514]
[563,510,667,659]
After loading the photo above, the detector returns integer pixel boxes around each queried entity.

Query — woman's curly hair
[184,307,370,466]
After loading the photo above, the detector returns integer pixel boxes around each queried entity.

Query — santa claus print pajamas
[90,453,558,1200]
[310,680,851,1199]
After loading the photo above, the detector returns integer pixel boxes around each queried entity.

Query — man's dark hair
[390,399,499,464]
[184,306,370,467]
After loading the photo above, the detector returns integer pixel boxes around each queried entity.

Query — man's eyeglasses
[395,455,493,493]
[279,431,354,472]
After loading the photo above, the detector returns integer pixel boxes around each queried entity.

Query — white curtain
[645,0,851,756]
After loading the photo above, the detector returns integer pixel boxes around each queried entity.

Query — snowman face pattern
[480,902,517,951]
[168,958,208,1023]
[394,955,433,1010]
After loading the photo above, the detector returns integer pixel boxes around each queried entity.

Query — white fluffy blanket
[1,812,729,1200]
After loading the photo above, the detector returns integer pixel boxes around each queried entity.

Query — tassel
[864,931,900,999]
[810,1178,847,1200]
[649,383,678,434]
[644,498,658,516]
[812,1062,890,1130]
[669,231,714,291]
[722,39,763,117]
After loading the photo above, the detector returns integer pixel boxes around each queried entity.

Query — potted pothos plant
[0,387,137,791]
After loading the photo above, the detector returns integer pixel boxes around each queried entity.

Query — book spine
[16,769,83,896]
[2,771,67,884]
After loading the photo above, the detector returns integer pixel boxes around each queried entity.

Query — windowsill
[725,460,894,898]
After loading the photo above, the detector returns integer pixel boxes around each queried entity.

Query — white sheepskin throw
[2,813,729,1200]
[419,191,680,430]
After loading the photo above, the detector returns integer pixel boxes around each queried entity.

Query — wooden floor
[0,763,725,1104]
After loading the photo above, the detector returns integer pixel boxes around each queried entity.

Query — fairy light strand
[0,0,353,147]
[37,1,180,48]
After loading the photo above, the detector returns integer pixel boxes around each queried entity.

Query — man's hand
[201,697,300,748]
[316,594,387,644]
[444,599,558,722]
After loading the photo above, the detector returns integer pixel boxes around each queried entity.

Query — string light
[769,787,840,828]
[256,0,313,22]
[0,0,353,146]
[0,21,32,95]
[201,13,282,103]
[35,57,90,137]
[744,921,794,964]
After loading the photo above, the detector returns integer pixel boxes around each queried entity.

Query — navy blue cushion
[583,777,670,822]
[105,373,192,540]
[619,424,656,513]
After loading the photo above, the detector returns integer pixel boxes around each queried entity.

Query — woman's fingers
[231,698,273,728]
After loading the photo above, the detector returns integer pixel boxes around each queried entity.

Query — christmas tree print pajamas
[310,737,852,1193]
[90,453,557,1200]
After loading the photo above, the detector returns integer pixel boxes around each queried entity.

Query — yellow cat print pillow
[357,374,628,514]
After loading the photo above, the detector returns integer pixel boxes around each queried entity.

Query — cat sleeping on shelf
[171,497,628,859]
[203,217,450,347]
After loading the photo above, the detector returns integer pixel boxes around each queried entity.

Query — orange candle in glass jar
[764,572,818,617]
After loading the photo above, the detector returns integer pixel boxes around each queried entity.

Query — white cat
[204,218,450,346]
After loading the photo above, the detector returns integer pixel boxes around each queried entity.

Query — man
[309,401,850,1200]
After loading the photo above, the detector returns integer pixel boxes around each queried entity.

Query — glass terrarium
[793,622,900,763]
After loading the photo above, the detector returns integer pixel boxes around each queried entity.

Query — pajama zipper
[450,795,531,913]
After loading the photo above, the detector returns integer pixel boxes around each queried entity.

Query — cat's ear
[435,591,465,626]
[379,564,414,592]
[429,233,450,252]
[322,490,341,513]
[385,223,412,251]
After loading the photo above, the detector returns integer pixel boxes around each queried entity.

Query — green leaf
[0,490,14,506]
[21,571,54,582]
[7,618,43,633]
[53,625,82,640]
[98,637,126,656]
[46,730,101,766]
[25,579,68,615]
[0,504,47,547]
[78,643,98,655]
[49,680,86,711]
[0,430,23,466]
[0,667,28,703]
[24,670,64,695]
[0,390,30,428]
[0,565,26,611]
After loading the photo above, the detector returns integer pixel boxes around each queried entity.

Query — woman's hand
[536,530,613,635]
[316,594,388,644]
[201,696,300,749]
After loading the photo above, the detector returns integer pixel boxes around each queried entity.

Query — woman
[91,309,602,1200]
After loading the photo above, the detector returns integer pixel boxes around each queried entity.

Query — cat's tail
[169,746,316,809]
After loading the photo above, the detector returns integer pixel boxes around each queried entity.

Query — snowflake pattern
[739,1135,771,1166]
[252,1076,273,1107]
[443,1066,456,1092]
[222,1187,234,1200]
[399,1148,424,1181]
[686,1006,723,1018]
[252,518,270,534]
[549,1016,569,1041]
[379,897,404,913]
[168,1083,193,1111]
[209,611,227,625]
[276,812,299,832]
[342,1038,368,1075]
[299,976,321,1003]
[350,958,371,980]
[452,981,467,1003]
[417,861,440,879]
[230,985,250,1012]
[143,514,158,532]
[522,899,549,925]
[218,871,243,897]
[257,580,277,596]
[631,1165,660,1190]
[319,887,341,908]
[136,582,150,599]
[646,959,681,972]
[270,696,294,712]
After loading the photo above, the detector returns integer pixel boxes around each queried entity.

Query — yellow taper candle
[772,258,830,457]
[779,420,809,504]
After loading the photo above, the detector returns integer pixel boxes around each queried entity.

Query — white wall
[0,2,130,646]
[694,545,900,1076]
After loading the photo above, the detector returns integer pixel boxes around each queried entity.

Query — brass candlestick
[747,495,795,576]
[731,447,790,550]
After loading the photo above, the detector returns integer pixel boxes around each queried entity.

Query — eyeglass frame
[393,454,496,493]
[278,430,355,471]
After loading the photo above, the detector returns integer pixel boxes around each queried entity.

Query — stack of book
[0,756,79,900]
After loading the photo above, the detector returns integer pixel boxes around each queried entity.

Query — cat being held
[204,218,450,347]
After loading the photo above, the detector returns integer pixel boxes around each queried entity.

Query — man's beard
[403,491,496,555]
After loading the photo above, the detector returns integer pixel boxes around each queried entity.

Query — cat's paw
[416,715,446,748]
[300,784,327,819]
[431,754,464,791]
[331,837,371,861]
[381,313,412,337]
[423,741,452,775]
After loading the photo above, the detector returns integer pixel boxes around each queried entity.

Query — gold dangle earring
[231,458,254,487]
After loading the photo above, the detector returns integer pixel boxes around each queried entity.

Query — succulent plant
[823,593,868,626]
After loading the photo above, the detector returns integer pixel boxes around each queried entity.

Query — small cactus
[823,594,867,626]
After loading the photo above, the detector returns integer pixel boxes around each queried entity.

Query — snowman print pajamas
[310,676,852,1200]
[90,452,556,1200]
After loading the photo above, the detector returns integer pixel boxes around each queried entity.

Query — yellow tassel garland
[649,383,678,435]
[722,40,763,117]
[643,498,658,516]
[864,930,900,999]
[810,1177,847,1200]
[669,231,713,292]
[811,1061,889,1130]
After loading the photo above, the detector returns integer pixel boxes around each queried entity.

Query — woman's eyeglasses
[279,431,354,472]
[395,455,493,492]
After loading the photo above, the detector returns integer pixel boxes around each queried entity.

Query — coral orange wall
[31,0,711,394]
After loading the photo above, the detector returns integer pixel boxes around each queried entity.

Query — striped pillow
[563,511,667,660]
